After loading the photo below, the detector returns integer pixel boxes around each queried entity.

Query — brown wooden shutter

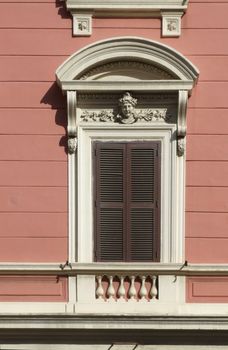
[94,143,125,261]
[94,141,160,262]
[127,143,160,262]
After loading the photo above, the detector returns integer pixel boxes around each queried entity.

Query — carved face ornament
[118,92,137,124]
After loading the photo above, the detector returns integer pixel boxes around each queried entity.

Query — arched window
[56,37,199,265]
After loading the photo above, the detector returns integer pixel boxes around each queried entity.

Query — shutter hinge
[94,200,97,207]
[156,200,159,208]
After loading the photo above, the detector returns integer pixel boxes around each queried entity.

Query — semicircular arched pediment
[56,37,199,87]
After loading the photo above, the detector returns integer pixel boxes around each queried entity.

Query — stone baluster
[150,275,158,300]
[117,276,126,300]
[107,275,115,299]
[96,276,105,300]
[139,275,147,300]
[129,275,137,300]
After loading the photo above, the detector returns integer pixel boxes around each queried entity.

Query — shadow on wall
[41,82,68,154]
[56,0,71,20]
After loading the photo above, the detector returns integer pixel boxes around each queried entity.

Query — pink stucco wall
[0,0,227,301]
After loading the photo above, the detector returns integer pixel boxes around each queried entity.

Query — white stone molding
[67,91,77,138]
[177,90,188,156]
[60,80,194,93]
[76,125,180,263]
[65,1,188,37]
[56,37,199,85]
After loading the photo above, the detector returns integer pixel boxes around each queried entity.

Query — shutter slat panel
[100,148,123,202]
[131,208,154,261]
[131,148,155,203]
[100,208,123,261]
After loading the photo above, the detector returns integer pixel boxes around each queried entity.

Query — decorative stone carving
[68,137,77,154]
[79,61,175,81]
[81,110,115,123]
[117,92,138,124]
[80,93,170,124]
[162,13,182,37]
[67,91,78,154]
[177,90,188,156]
[81,108,169,123]
[72,14,92,36]
[177,138,185,157]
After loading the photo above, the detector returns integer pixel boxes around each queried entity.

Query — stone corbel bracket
[67,91,78,154]
[177,90,188,157]
[65,0,189,37]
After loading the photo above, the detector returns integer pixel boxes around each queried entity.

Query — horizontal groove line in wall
[0,185,67,188]
[188,107,228,110]
[0,211,68,213]
[0,107,66,110]
[0,160,67,162]
[186,160,228,162]
[0,161,67,164]
[187,54,228,57]
[0,134,66,137]
[186,186,228,188]
[187,133,228,136]
[0,81,62,83]
[186,237,228,240]
[0,133,66,136]
[0,54,69,58]
[0,159,67,162]
[186,210,228,213]
[0,1,55,3]
[0,27,71,30]
[0,236,68,238]
[186,185,228,188]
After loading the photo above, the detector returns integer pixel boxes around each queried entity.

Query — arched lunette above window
[56,37,199,156]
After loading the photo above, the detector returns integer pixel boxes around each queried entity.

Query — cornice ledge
[65,0,189,37]
[2,315,228,331]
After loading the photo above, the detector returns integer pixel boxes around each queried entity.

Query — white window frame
[76,124,183,264]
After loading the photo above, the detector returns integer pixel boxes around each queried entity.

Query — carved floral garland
[80,108,170,123]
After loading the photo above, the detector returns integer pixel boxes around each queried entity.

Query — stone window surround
[56,37,199,266]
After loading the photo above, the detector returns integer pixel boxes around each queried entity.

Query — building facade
[1,0,228,348]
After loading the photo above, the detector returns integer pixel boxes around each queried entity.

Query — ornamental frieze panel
[79,92,176,124]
